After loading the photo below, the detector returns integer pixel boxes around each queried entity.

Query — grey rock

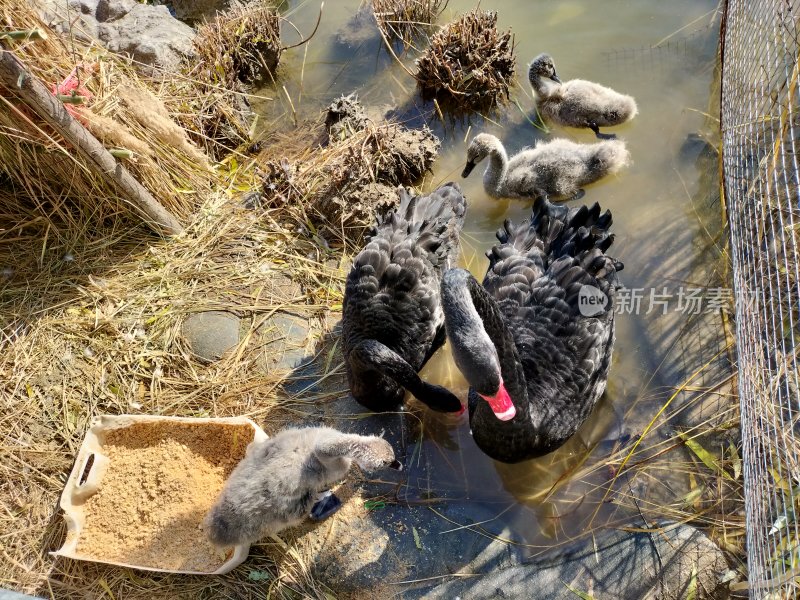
[38,0,101,41]
[37,0,196,74]
[258,312,315,372]
[680,132,717,165]
[169,0,232,23]
[98,4,195,74]
[182,311,240,363]
[96,0,135,21]
[404,522,730,600]
[0,590,44,600]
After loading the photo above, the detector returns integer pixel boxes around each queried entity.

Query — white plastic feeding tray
[53,414,267,575]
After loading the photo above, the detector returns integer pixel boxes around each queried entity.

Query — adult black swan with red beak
[441,198,622,463]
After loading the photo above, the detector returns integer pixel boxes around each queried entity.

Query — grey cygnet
[204,426,401,545]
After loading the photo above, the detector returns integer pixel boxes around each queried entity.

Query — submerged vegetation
[415,8,515,112]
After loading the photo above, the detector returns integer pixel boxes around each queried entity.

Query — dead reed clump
[259,100,440,243]
[370,0,446,49]
[325,94,370,142]
[415,9,515,113]
[192,1,282,89]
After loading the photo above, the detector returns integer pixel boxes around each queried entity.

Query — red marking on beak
[479,380,516,421]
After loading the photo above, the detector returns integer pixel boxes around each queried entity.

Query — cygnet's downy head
[355,436,402,471]
[591,139,631,175]
[462,133,496,178]
[528,53,560,84]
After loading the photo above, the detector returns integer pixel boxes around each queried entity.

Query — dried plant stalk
[371,0,445,48]
[415,9,515,112]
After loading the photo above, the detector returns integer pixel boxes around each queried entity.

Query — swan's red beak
[479,381,516,421]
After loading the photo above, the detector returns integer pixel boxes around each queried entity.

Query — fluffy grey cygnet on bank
[204,426,401,545]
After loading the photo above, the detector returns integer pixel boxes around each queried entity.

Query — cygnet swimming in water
[462,133,630,201]
[528,53,637,140]
[204,426,401,545]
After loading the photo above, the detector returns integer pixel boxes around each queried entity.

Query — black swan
[441,198,622,463]
[205,427,401,545]
[342,183,466,413]
[462,133,630,201]
[528,53,638,140]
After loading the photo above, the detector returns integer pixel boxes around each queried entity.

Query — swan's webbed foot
[569,189,586,201]
[310,490,342,521]
[587,121,617,140]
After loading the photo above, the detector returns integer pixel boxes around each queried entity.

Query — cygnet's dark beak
[550,72,561,83]
[389,459,403,471]
[462,160,476,178]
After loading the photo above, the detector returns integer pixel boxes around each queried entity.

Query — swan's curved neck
[348,339,461,412]
[441,269,529,416]
[530,75,560,99]
[483,142,509,197]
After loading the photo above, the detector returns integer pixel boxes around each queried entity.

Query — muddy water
[258,1,723,553]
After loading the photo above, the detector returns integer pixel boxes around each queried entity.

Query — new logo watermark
[576,285,735,317]
[578,285,608,317]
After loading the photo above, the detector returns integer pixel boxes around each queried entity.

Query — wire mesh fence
[721,0,800,596]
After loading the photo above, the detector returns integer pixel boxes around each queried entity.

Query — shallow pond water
[258,0,725,555]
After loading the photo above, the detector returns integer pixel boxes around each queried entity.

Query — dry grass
[370,0,446,49]
[415,8,515,113]
[0,190,348,598]
[0,4,218,236]
[180,1,282,161]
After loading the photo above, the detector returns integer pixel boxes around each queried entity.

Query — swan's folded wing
[344,238,443,368]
